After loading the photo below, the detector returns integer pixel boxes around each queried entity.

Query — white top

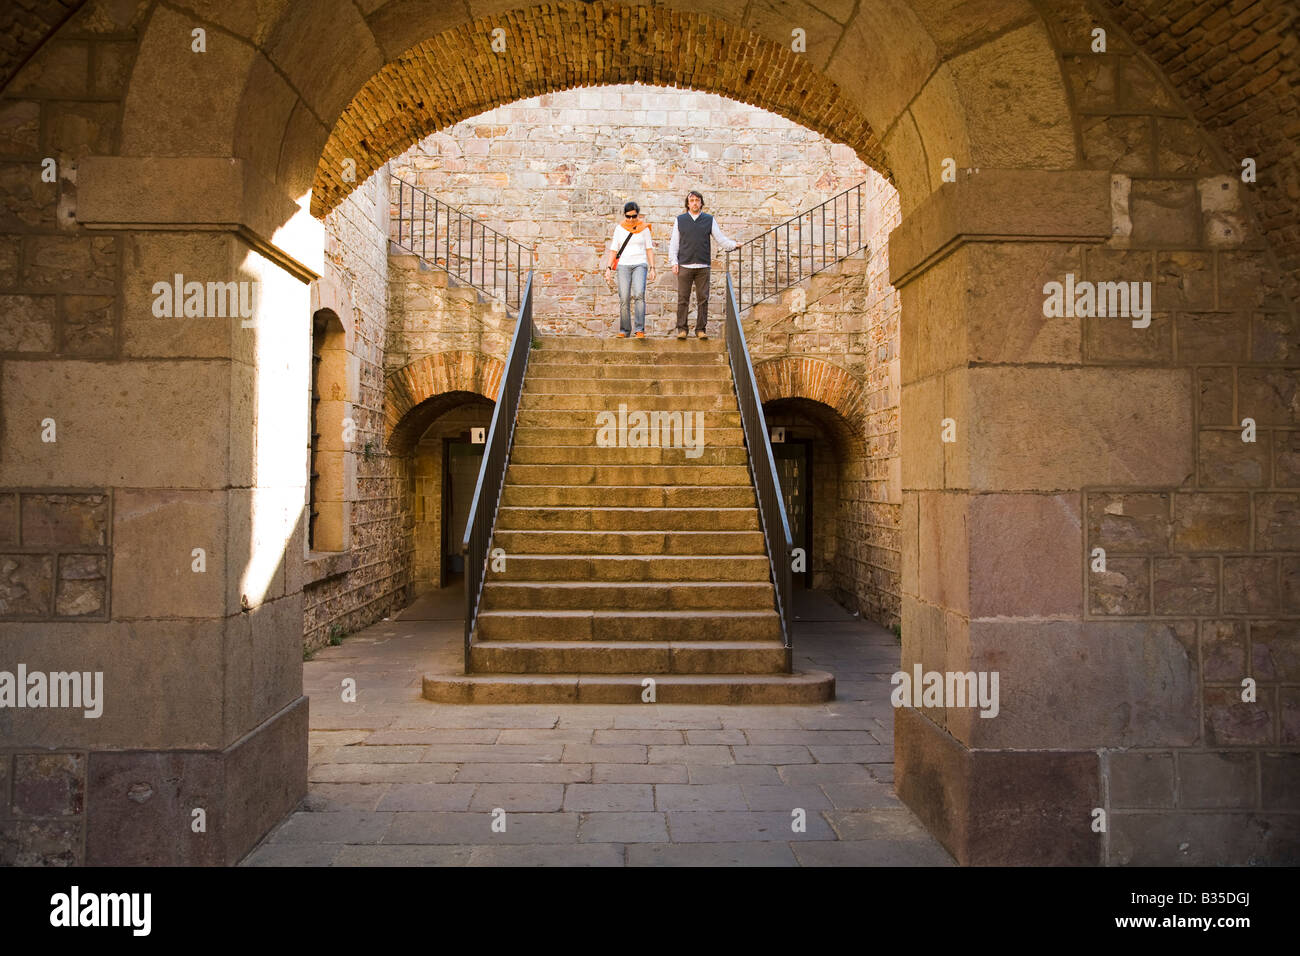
[608,225,654,266]
[669,213,738,268]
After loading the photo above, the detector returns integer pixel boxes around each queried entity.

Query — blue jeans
[617,262,647,333]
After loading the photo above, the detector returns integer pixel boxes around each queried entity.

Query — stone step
[467,640,789,674]
[509,445,748,466]
[523,378,730,396]
[500,484,757,508]
[479,580,773,611]
[493,529,767,555]
[541,334,725,352]
[522,392,737,410]
[530,348,727,366]
[485,553,772,582]
[514,426,747,446]
[529,363,732,380]
[496,505,759,532]
[505,463,752,485]
[475,609,779,642]
[836,250,869,275]
[516,409,743,428]
[422,671,836,705]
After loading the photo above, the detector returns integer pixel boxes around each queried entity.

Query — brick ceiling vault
[310,3,887,218]
[1093,0,1300,290]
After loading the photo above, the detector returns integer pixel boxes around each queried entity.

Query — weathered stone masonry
[0,0,1296,866]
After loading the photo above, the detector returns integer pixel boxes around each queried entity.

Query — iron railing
[723,273,793,665]
[461,271,535,664]
[392,175,537,315]
[724,182,865,312]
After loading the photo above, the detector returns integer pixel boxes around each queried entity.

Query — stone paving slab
[376,783,477,811]
[577,812,669,843]
[240,590,955,867]
[593,764,689,784]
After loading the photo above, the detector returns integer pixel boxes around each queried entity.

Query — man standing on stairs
[669,190,739,340]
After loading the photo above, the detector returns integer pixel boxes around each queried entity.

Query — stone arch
[754,355,869,456]
[111,0,1084,227]
[385,351,504,453]
[309,4,890,217]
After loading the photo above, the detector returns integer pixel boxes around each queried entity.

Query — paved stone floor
[242,586,954,866]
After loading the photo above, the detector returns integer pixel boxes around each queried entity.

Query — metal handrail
[461,271,534,665]
[723,273,793,665]
[724,181,865,312]
[392,175,538,315]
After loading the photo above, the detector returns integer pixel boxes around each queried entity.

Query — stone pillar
[890,170,1194,864]
[0,157,319,865]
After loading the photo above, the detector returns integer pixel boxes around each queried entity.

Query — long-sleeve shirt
[669,213,738,268]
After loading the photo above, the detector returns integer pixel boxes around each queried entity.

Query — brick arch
[754,356,868,455]
[310,2,888,217]
[385,351,504,452]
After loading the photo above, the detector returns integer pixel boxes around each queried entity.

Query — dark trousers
[675,267,710,332]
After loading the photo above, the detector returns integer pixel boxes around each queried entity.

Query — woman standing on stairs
[605,201,657,339]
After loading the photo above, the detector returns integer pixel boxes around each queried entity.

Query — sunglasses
[625,212,638,218]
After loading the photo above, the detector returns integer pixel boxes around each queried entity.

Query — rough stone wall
[389,85,873,335]
[385,254,512,373]
[887,2,1299,864]
[304,168,412,652]
[0,0,149,865]
[740,166,902,629]
[1057,15,1299,862]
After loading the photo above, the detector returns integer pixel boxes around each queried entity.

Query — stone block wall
[1060,22,1299,864]
[304,168,413,652]
[389,84,875,335]
[0,492,110,619]
[385,252,512,373]
[891,3,1300,864]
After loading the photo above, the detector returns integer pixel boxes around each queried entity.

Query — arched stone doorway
[7,0,1294,866]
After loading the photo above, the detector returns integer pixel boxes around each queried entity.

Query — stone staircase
[422,334,835,704]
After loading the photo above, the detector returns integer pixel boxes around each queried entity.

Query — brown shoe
[696,331,709,340]
[676,330,688,340]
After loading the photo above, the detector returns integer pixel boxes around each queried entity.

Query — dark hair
[684,190,704,209]
[623,201,640,214]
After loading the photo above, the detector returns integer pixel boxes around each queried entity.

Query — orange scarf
[619,219,651,234]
